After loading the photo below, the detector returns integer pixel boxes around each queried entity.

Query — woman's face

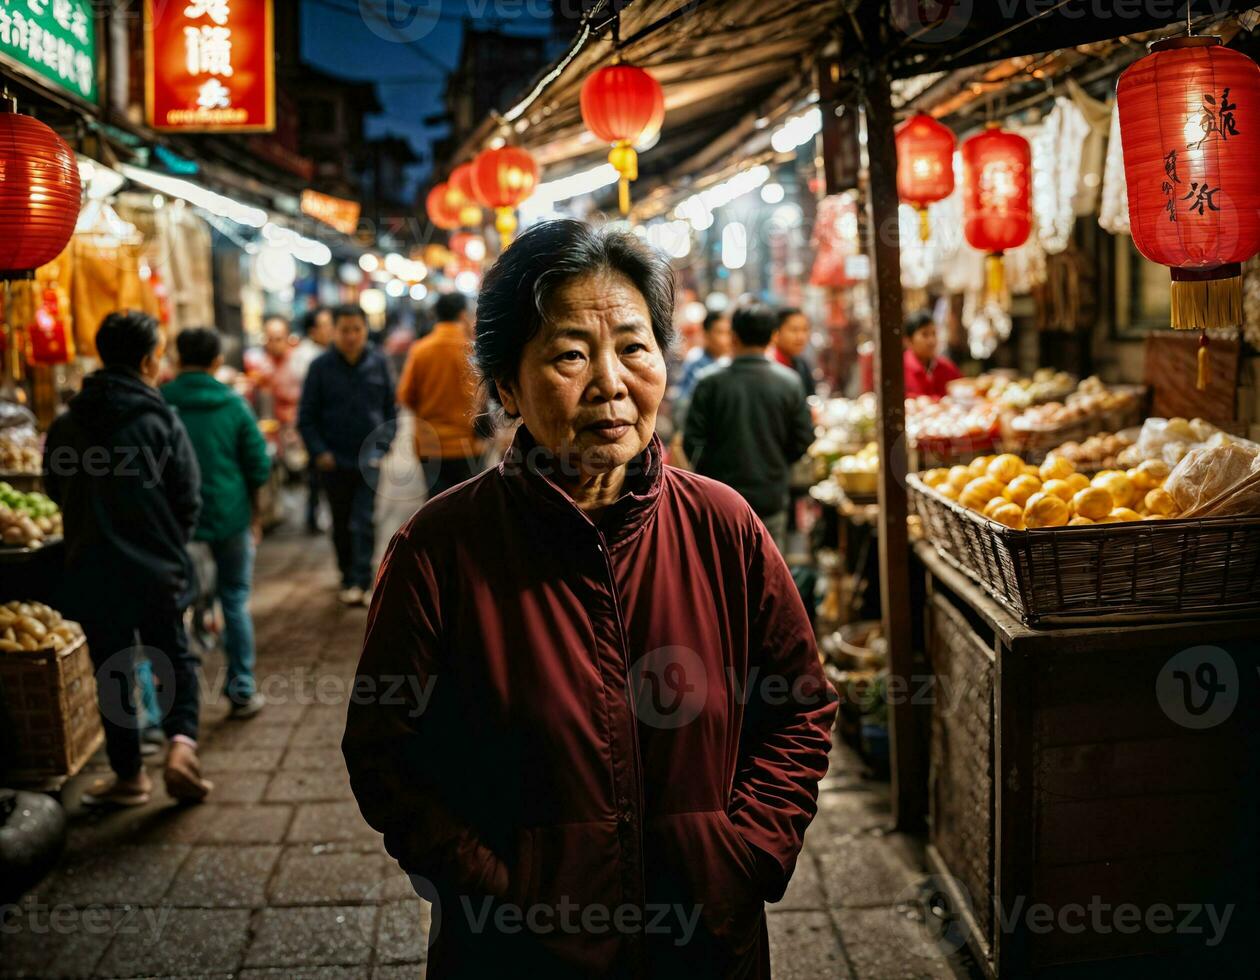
[498,271,667,480]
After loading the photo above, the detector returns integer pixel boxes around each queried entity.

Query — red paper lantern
[449,162,482,226]
[580,63,664,214]
[425,182,462,231]
[896,113,956,241]
[962,123,1032,300]
[470,146,539,244]
[0,102,81,279]
[1117,34,1260,387]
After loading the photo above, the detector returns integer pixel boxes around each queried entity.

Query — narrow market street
[0,482,975,980]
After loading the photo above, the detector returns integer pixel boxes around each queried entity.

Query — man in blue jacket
[298,304,396,606]
[44,311,211,805]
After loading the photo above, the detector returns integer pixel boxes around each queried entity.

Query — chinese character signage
[0,1,98,105]
[145,0,274,132]
[300,190,361,236]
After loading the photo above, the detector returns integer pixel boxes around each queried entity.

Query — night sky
[300,0,556,199]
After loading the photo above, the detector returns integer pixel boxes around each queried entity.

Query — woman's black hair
[96,310,161,371]
[473,219,676,406]
[904,309,936,337]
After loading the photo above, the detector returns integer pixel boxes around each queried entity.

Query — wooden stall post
[859,57,926,831]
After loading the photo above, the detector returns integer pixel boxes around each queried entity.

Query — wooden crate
[0,634,103,782]
[919,542,1260,977]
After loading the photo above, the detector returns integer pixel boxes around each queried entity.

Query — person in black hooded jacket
[44,310,212,806]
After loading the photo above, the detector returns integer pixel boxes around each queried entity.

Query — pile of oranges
[922,452,1179,530]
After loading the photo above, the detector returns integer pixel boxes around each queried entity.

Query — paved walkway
[0,476,979,979]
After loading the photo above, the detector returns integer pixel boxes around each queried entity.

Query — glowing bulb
[760,182,785,204]
[359,253,380,272]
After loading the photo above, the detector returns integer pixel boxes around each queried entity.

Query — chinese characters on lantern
[1157,88,1241,223]
[146,0,274,132]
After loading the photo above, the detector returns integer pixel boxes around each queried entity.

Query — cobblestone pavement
[0,481,980,979]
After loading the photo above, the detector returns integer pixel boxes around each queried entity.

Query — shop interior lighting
[262,222,332,267]
[410,283,428,301]
[760,182,785,204]
[721,222,747,269]
[119,164,267,227]
[360,288,387,315]
[519,163,620,223]
[76,157,126,200]
[770,107,822,154]
[384,278,407,298]
[454,270,480,294]
[675,165,770,230]
[359,253,380,272]
[646,219,691,259]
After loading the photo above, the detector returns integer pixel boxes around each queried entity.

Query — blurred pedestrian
[769,307,816,396]
[902,309,961,400]
[291,306,334,533]
[684,302,814,553]
[44,311,211,805]
[163,328,271,719]
[298,305,397,606]
[343,221,834,977]
[676,310,732,402]
[395,291,486,501]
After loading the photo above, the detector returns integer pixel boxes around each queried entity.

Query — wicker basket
[908,475,1260,627]
[0,635,103,781]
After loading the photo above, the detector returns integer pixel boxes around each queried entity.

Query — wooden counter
[915,541,1259,978]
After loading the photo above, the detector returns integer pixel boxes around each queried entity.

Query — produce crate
[908,474,1260,627]
[0,634,102,782]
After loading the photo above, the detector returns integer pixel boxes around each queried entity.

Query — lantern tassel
[608,140,638,216]
[1169,267,1242,332]
[494,207,517,247]
[985,253,1005,302]
[1197,331,1210,391]
[917,207,931,242]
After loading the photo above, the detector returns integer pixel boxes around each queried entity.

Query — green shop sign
[0,1,97,105]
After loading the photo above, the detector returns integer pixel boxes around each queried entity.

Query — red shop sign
[145,0,275,133]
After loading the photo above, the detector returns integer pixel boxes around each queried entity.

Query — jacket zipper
[596,535,648,949]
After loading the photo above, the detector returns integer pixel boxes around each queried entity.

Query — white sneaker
[338,586,364,606]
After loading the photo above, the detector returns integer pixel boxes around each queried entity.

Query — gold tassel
[608,140,638,216]
[917,207,931,242]
[985,253,1005,302]
[1169,275,1242,331]
[495,207,517,247]
[1197,331,1210,391]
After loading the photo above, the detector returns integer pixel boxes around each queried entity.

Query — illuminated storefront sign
[0,1,98,104]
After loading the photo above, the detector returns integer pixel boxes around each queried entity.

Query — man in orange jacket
[396,292,486,500]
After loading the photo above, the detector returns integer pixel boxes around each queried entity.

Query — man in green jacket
[163,328,272,719]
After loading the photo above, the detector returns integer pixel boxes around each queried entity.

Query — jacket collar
[499,424,665,548]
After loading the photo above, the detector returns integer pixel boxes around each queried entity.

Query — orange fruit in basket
[923,468,950,488]
[947,465,972,490]
[1023,492,1070,528]
[990,503,1026,530]
[1138,459,1171,482]
[1004,474,1042,507]
[1041,479,1075,502]
[1063,472,1090,494]
[983,496,1010,518]
[1021,464,1042,479]
[1144,487,1178,517]
[1126,467,1157,493]
[937,482,960,501]
[969,455,995,479]
[961,476,1006,511]
[1039,454,1075,482]
[1110,507,1144,523]
[1093,472,1136,508]
[987,453,1024,483]
[1072,486,1114,520]
[1068,516,1095,525]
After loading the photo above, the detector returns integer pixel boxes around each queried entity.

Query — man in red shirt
[902,309,961,400]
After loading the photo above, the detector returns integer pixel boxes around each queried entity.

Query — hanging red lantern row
[425,182,462,231]
[961,123,1032,302]
[1117,34,1260,389]
[0,97,81,280]
[470,145,539,245]
[580,62,664,215]
[895,113,956,241]
[448,162,483,227]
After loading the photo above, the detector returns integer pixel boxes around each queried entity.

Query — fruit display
[1115,417,1240,470]
[0,485,62,548]
[809,395,878,477]
[905,397,1003,450]
[831,443,879,496]
[947,369,1076,408]
[0,601,82,653]
[1008,377,1140,433]
[921,450,1179,528]
[1049,430,1135,472]
[0,426,41,475]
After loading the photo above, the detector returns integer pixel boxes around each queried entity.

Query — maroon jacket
[343,428,836,978]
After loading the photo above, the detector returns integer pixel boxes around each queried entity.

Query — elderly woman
[343,220,835,978]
